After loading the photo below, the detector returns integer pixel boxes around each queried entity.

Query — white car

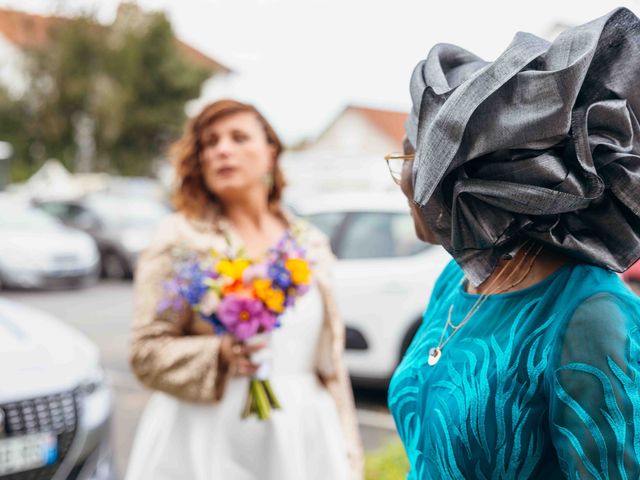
[294,192,451,386]
[0,199,100,289]
[0,299,115,479]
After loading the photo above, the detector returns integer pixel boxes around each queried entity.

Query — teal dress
[388,261,640,479]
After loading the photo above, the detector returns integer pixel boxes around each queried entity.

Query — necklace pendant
[428,347,442,366]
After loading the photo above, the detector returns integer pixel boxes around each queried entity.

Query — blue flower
[268,262,292,289]
[201,313,227,335]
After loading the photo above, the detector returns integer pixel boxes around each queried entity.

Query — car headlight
[79,363,106,396]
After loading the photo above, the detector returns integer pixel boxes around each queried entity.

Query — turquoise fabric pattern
[388,261,640,479]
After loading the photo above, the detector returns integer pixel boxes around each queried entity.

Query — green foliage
[365,438,410,480]
[0,10,213,181]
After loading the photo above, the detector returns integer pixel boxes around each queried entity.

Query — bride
[125,99,363,480]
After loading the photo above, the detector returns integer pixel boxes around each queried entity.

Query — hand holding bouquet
[159,231,313,420]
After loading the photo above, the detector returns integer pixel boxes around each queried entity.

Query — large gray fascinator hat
[406,7,640,286]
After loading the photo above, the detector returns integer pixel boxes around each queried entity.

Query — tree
[0,9,213,181]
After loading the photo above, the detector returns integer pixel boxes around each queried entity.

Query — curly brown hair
[171,99,286,219]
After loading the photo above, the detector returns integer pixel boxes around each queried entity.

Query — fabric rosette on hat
[406,7,640,286]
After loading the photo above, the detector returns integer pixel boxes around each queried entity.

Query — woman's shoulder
[562,263,638,304]
[549,263,640,339]
[145,212,228,257]
[288,213,332,254]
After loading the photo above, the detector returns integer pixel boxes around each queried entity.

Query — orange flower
[253,279,286,313]
[223,279,255,298]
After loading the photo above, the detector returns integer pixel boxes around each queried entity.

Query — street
[3,281,398,478]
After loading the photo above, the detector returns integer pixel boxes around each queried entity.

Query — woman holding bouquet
[387,8,640,479]
[125,99,363,480]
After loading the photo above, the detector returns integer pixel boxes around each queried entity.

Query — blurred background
[1,1,639,479]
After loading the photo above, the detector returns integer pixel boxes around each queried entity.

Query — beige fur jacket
[129,210,364,478]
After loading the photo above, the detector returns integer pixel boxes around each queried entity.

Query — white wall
[0,34,28,98]
[281,149,396,203]
[309,109,398,155]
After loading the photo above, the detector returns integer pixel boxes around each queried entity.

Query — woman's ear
[268,144,277,169]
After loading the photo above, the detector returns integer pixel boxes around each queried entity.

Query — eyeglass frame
[384,152,415,185]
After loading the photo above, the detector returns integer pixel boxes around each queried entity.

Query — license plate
[0,432,58,475]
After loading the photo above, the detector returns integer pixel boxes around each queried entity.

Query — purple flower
[217,295,277,341]
[158,279,183,312]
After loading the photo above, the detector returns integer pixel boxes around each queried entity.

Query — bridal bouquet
[158,231,313,420]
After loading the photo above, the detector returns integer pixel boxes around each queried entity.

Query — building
[282,105,408,198]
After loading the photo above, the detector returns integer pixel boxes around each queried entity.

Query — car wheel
[101,251,130,279]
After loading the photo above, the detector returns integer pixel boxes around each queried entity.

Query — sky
[1,0,638,144]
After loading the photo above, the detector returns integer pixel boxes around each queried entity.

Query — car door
[330,211,436,377]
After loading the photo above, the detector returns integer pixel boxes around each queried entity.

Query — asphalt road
[3,280,399,478]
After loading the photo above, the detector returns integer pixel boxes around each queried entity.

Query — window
[339,212,426,259]
[305,212,347,254]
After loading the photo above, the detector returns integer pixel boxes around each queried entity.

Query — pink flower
[217,295,277,341]
[242,263,269,283]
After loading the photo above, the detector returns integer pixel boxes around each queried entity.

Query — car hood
[0,299,99,402]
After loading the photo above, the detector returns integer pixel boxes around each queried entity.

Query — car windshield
[86,196,169,229]
[307,211,427,259]
[0,205,63,231]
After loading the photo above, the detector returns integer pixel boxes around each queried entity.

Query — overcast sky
[1,0,638,143]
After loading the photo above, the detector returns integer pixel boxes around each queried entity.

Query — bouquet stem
[242,379,281,420]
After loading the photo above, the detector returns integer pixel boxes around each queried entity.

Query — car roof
[290,191,411,215]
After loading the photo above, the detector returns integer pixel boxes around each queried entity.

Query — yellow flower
[285,258,312,285]
[216,259,251,280]
[254,279,286,313]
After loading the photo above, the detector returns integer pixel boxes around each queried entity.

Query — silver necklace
[427,242,542,366]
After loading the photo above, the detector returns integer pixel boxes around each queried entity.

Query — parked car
[0,298,115,479]
[34,194,171,279]
[293,192,451,386]
[0,200,100,290]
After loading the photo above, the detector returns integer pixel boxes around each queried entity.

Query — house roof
[0,8,64,50]
[346,105,408,145]
[0,7,231,73]
[310,104,408,148]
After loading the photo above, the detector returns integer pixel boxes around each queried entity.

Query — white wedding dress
[125,285,349,480]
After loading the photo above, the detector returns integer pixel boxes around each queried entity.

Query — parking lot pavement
[3,281,399,476]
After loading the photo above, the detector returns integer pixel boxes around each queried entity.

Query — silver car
[0,201,100,289]
[0,299,115,479]
[34,194,170,279]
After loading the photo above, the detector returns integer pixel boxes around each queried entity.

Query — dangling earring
[263,171,274,193]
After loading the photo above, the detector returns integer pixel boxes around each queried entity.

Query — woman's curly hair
[171,99,285,219]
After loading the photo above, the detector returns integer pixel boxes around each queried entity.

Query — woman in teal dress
[387,8,640,479]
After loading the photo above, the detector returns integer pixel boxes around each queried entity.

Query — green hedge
[365,439,410,480]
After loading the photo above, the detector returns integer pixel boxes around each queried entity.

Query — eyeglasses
[384,152,415,185]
